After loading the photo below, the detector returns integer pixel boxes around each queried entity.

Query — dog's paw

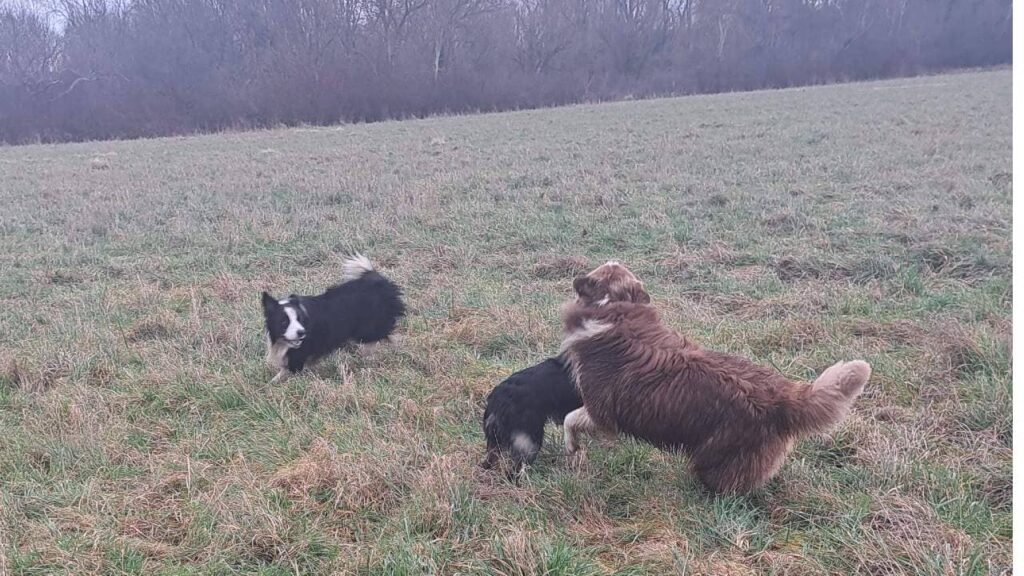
[356,342,378,356]
[564,439,578,456]
[564,429,580,455]
[511,462,529,484]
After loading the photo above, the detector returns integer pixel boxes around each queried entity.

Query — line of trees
[0,0,1012,144]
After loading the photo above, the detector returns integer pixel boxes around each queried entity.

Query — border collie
[261,254,405,383]
[559,261,871,494]
[480,357,582,478]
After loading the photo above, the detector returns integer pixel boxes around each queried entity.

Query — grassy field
[0,68,1011,575]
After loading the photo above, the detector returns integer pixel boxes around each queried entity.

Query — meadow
[0,68,1011,575]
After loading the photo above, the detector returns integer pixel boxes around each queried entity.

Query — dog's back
[320,268,405,344]
[481,357,581,474]
[563,303,744,449]
[562,300,869,493]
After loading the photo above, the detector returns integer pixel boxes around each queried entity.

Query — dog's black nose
[296,329,306,338]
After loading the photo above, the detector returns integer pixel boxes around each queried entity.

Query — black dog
[481,357,582,476]
[261,254,405,383]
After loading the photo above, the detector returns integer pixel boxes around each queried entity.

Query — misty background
[0,0,1012,145]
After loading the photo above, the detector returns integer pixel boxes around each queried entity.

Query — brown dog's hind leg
[693,440,792,494]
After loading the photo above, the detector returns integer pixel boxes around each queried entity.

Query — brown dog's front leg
[564,406,599,455]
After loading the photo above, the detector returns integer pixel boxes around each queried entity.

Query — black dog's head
[261,292,308,348]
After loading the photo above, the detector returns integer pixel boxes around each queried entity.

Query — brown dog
[560,261,871,494]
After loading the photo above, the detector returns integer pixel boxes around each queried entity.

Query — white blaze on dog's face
[281,303,306,345]
[261,292,308,349]
[572,261,650,307]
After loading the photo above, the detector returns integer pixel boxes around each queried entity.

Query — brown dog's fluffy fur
[561,261,871,494]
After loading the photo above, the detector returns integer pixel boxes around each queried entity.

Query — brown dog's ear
[573,276,598,299]
[626,283,651,304]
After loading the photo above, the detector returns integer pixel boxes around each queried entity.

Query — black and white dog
[261,255,405,383]
[481,357,582,477]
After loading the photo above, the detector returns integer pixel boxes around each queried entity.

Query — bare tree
[424,0,498,82]
[0,0,1012,144]
[0,4,60,94]
[361,0,429,68]
[512,0,574,74]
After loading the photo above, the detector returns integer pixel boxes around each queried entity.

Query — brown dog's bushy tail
[786,360,871,435]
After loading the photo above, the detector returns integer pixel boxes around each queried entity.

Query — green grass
[0,69,1011,574]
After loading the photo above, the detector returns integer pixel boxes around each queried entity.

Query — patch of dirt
[692,555,759,576]
[270,438,397,513]
[977,464,1012,512]
[930,324,1009,379]
[747,318,827,353]
[772,254,906,284]
[0,352,22,390]
[661,242,742,268]
[3,355,69,392]
[296,250,330,267]
[912,242,1009,280]
[989,171,1011,190]
[121,514,189,549]
[865,491,970,570]
[532,255,590,280]
[120,459,212,554]
[772,255,849,282]
[127,320,172,342]
[707,193,730,206]
[845,318,921,346]
[872,405,914,424]
[208,274,247,302]
[248,533,287,563]
[86,360,116,387]
[761,210,811,234]
[682,290,821,320]
[47,270,85,286]
[725,265,770,282]
[443,309,496,347]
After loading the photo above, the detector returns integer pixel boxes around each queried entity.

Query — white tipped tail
[788,360,871,435]
[815,360,871,399]
[341,253,375,282]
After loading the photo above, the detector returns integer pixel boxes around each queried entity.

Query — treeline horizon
[0,0,1012,145]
